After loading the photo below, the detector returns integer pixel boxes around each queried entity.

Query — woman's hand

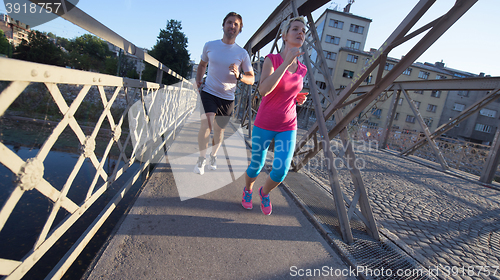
[284,47,304,66]
[296,92,308,105]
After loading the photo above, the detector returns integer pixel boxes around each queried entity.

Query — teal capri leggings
[246,126,296,182]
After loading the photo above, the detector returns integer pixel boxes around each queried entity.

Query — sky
[3,0,499,76]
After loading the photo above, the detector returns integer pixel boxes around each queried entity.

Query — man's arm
[229,63,255,86]
[196,59,208,89]
[239,70,255,85]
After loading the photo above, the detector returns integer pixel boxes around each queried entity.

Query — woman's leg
[245,126,276,191]
[261,130,296,195]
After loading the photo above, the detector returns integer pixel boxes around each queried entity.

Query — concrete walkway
[86,107,355,280]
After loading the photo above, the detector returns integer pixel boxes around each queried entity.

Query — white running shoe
[193,156,206,175]
[208,154,217,170]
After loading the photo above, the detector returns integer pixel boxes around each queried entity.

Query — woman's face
[284,21,306,47]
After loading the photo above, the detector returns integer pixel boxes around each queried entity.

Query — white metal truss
[0,1,197,278]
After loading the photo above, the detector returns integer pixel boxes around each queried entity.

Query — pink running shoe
[259,187,272,215]
[242,187,253,209]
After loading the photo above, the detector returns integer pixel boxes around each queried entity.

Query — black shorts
[200,90,234,128]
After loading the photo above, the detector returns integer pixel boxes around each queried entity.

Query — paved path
[306,140,500,280]
[86,108,355,280]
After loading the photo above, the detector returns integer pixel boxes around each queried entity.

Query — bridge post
[292,0,354,244]
[400,85,449,170]
[480,126,500,184]
[380,90,400,150]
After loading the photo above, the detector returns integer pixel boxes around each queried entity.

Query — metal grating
[283,171,437,280]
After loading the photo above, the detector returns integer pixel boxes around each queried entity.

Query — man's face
[223,16,241,39]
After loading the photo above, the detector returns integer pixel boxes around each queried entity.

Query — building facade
[331,47,499,144]
[1,14,30,46]
[438,84,500,144]
[305,8,371,92]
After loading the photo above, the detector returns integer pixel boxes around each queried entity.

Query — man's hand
[229,63,240,79]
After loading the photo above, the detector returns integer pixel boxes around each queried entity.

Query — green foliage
[56,36,70,50]
[0,30,13,57]
[142,19,191,85]
[104,56,118,75]
[13,31,65,66]
[65,34,114,72]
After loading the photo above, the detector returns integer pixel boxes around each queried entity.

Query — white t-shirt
[201,40,252,100]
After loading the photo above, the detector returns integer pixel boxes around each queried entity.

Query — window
[394,112,399,120]
[398,98,404,105]
[436,75,447,79]
[372,108,382,118]
[431,90,441,98]
[316,20,324,41]
[329,19,344,29]
[367,122,378,129]
[427,104,437,112]
[406,115,416,123]
[326,35,340,45]
[453,103,465,111]
[457,91,469,97]
[349,24,364,34]
[364,75,372,84]
[339,85,346,89]
[323,51,337,60]
[413,101,421,109]
[479,108,497,118]
[342,70,354,79]
[418,71,430,79]
[347,54,358,63]
[475,123,492,133]
[316,81,326,90]
[403,68,412,75]
[384,63,394,71]
[328,68,333,75]
[346,40,360,50]
[424,118,433,127]
[414,90,423,94]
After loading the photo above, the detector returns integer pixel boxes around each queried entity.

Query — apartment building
[438,81,500,145]
[0,14,30,46]
[305,8,371,91]
[331,48,474,134]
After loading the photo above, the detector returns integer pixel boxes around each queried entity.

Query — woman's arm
[258,48,303,97]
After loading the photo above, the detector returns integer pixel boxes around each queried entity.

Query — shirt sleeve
[299,62,308,77]
[201,42,209,62]
[241,52,252,73]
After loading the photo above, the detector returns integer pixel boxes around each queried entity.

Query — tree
[66,34,114,72]
[0,30,13,57]
[56,36,70,50]
[13,31,65,66]
[142,20,190,85]
[103,51,139,79]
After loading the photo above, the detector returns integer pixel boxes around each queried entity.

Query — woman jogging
[242,16,308,215]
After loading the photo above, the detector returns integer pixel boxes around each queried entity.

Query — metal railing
[0,3,197,280]
[352,127,500,179]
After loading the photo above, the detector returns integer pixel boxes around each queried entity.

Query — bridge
[1,0,500,279]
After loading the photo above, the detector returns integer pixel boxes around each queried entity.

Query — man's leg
[210,120,225,157]
[198,112,215,158]
[194,112,215,175]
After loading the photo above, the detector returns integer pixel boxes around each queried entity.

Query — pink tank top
[254,53,307,132]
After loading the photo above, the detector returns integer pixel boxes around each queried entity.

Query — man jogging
[194,12,254,175]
